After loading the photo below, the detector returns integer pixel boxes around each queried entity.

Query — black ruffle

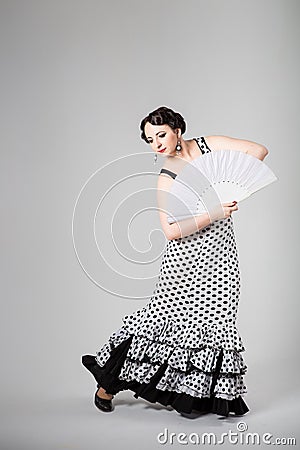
[82,335,249,417]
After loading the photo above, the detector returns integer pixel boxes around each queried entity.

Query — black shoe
[94,390,114,412]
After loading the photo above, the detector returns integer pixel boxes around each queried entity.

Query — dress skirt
[82,215,249,417]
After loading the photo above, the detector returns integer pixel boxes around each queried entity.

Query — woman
[82,106,268,417]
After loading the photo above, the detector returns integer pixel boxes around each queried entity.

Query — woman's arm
[204,135,269,161]
[158,208,212,241]
[157,173,237,240]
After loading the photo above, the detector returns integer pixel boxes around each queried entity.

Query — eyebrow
[146,130,166,139]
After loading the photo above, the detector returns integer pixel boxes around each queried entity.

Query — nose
[155,137,162,149]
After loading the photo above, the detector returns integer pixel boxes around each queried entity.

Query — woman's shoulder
[199,135,225,150]
[199,135,241,152]
[202,135,268,160]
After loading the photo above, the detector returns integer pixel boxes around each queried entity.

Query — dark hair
[140,106,186,142]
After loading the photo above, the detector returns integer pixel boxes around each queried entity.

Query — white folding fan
[164,149,278,224]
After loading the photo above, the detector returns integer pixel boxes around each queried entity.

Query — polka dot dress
[82,136,249,415]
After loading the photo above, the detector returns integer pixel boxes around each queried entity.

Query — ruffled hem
[120,308,246,352]
[93,318,248,399]
[82,335,249,417]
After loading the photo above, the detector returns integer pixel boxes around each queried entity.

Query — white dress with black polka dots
[85,136,248,413]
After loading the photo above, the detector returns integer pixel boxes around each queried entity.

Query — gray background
[1,0,299,449]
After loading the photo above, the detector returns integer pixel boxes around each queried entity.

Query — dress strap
[159,168,177,179]
[194,136,212,154]
[200,136,212,153]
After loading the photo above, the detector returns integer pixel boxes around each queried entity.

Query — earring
[176,139,182,156]
[154,153,157,164]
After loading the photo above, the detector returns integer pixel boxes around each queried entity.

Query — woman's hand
[222,200,238,218]
[209,201,238,223]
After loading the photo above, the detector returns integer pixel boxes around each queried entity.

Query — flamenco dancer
[82,106,269,416]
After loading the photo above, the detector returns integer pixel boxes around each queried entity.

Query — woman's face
[144,122,180,156]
